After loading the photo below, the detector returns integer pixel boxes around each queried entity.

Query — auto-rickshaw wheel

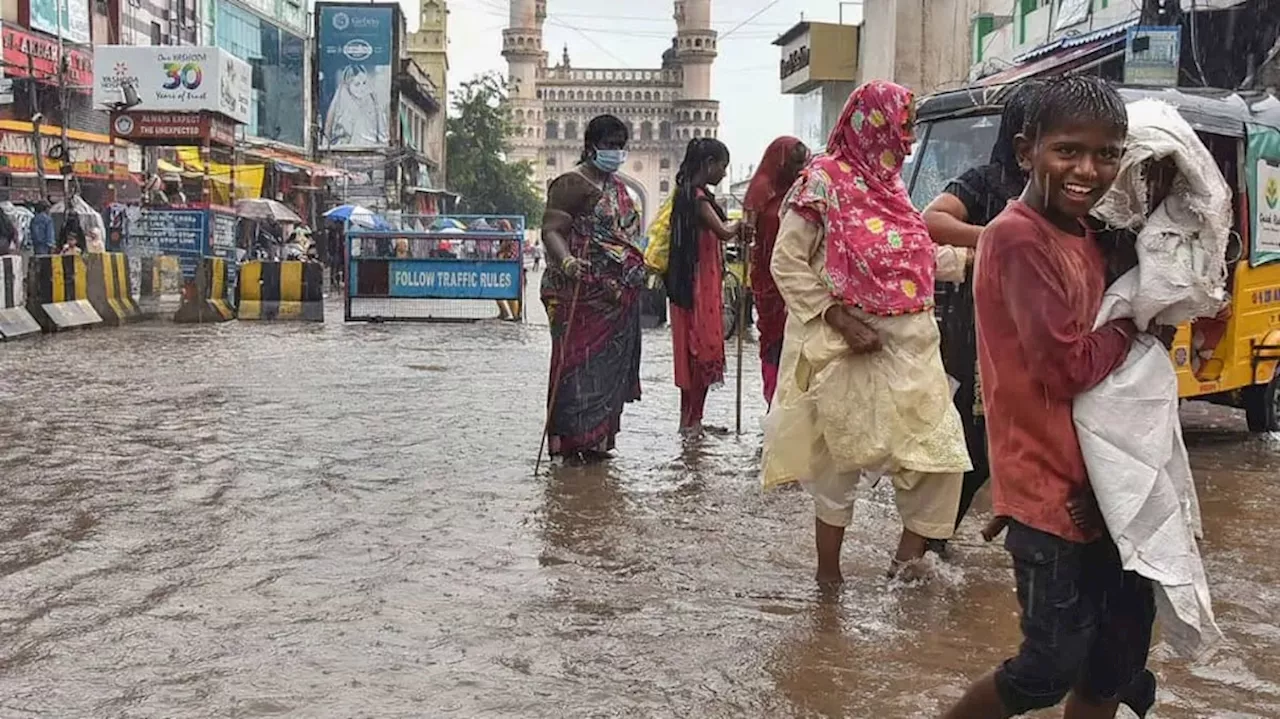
[1244,370,1280,432]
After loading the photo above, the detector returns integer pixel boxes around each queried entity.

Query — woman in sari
[746,136,810,407]
[668,138,739,438]
[541,115,647,463]
[922,80,1041,547]
[762,81,971,583]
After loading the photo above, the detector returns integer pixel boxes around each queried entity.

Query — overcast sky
[409,0,862,185]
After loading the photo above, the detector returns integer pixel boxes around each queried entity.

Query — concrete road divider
[238,260,324,322]
[174,257,236,323]
[85,252,142,326]
[1,255,41,340]
[26,255,104,332]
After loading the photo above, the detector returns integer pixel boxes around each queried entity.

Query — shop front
[0,122,135,205]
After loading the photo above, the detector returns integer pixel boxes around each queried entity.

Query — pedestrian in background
[539,114,646,463]
[922,80,1043,549]
[761,80,970,583]
[668,137,738,438]
[745,136,810,407]
[58,214,86,254]
[943,75,1157,719]
[30,201,55,255]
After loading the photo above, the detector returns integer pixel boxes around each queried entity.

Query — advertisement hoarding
[316,4,395,150]
[110,111,237,147]
[1124,26,1181,88]
[92,46,252,125]
[29,0,91,46]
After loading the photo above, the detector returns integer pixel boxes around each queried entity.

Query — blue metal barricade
[344,214,526,322]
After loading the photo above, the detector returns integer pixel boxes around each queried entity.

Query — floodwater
[2,276,1279,718]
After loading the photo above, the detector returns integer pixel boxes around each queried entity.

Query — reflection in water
[0,306,1278,717]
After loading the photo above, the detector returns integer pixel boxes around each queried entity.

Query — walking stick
[534,269,583,477]
[735,206,753,436]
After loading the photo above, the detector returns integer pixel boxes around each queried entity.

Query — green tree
[446,73,544,226]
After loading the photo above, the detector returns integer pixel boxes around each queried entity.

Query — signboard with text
[0,130,126,180]
[1124,26,1182,87]
[1248,125,1280,268]
[29,0,90,45]
[2,25,93,88]
[110,111,237,147]
[92,46,252,125]
[387,260,521,300]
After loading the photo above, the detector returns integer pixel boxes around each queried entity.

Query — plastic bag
[643,194,674,273]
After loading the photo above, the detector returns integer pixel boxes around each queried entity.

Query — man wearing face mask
[538,114,647,464]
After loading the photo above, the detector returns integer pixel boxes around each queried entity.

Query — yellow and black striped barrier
[26,255,104,332]
[174,257,236,323]
[1,255,40,340]
[85,252,141,326]
[238,260,324,322]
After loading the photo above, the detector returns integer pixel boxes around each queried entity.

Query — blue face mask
[592,148,628,174]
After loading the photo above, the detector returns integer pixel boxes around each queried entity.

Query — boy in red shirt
[943,76,1158,718]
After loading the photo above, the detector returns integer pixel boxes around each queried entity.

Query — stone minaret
[672,0,720,144]
[502,0,547,165]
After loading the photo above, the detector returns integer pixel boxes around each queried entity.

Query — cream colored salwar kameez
[762,211,971,540]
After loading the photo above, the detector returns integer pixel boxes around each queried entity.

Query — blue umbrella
[324,204,390,230]
[430,217,467,231]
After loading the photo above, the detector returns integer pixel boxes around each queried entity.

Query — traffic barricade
[0,255,40,340]
[345,215,526,322]
[26,254,104,332]
[174,257,236,323]
[237,260,324,322]
[84,252,142,326]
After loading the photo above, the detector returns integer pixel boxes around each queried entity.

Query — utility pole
[27,55,48,192]
[54,0,72,201]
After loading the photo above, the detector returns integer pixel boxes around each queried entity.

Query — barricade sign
[26,255,104,332]
[85,252,142,326]
[345,215,526,322]
[0,255,40,340]
[127,206,239,291]
[238,260,324,321]
[174,257,236,323]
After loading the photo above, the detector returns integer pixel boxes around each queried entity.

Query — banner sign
[110,111,237,147]
[316,4,395,150]
[0,130,126,179]
[28,0,90,46]
[1247,124,1280,267]
[387,259,521,300]
[2,25,93,87]
[1124,26,1181,87]
[92,46,252,125]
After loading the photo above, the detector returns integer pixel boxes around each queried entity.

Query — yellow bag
[643,194,674,273]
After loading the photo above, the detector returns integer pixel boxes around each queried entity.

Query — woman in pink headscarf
[761,81,971,583]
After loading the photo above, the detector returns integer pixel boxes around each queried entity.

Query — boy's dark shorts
[994,520,1158,717]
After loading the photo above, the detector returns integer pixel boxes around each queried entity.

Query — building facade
[857,0,991,95]
[502,0,720,226]
[406,0,448,182]
[209,0,309,149]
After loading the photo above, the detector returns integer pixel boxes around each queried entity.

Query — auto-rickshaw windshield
[905,113,1003,209]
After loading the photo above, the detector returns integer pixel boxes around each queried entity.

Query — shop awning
[245,146,348,178]
[1012,18,1137,63]
[0,119,130,147]
[977,37,1123,86]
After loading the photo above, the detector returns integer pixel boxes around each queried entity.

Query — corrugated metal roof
[1013,18,1138,63]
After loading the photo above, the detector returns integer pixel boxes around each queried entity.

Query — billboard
[92,46,252,125]
[316,4,395,150]
[29,0,91,46]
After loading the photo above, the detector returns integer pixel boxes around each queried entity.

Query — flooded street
[3,278,1280,718]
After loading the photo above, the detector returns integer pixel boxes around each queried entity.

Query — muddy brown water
[2,284,1278,718]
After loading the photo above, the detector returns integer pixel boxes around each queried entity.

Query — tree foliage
[446,73,543,226]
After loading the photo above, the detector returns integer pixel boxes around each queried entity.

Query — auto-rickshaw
[907,84,1280,432]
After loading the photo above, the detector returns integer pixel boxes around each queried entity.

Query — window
[150,21,162,45]
[660,157,671,170]
[660,180,670,193]
[545,120,558,139]
[641,121,653,141]
[547,156,556,167]
[565,121,578,139]
[659,122,672,141]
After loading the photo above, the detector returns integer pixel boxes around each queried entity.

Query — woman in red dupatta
[746,136,810,406]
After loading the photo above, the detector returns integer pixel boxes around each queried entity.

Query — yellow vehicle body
[1171,257,1280,399]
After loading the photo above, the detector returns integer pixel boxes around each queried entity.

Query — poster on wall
[1256,159,1280,256]
[316,4,395,150]
[29,0,91,46]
